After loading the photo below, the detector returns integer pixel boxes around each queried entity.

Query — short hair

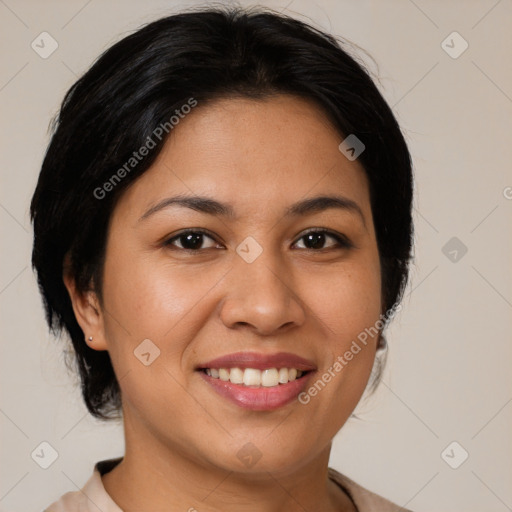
[30,5,413,420]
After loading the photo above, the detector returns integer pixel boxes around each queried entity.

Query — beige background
[1,0,511,510]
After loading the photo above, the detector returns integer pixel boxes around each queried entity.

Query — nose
[219,248,306,336]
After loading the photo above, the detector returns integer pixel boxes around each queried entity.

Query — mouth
[200,367,309,387]
[196,352,316,411]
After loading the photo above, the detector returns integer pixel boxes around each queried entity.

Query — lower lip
[198,371,313,411]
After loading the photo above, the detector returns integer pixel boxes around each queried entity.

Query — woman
[32,5,414,511]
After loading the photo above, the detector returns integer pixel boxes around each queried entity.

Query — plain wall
[1,1,511,510]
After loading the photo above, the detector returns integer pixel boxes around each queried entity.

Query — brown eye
[164,230,220,251]
[293,230,353,250]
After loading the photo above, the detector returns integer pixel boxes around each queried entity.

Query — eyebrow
[138,193,366,226]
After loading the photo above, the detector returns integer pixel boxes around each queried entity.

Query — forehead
[114,94,371,223]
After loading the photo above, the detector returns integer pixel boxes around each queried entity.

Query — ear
[63,258,108,351]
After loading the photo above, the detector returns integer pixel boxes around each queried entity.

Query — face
[71,94,382,477]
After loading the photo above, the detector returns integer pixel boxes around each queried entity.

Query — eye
[163,229,221,251]
[293,229,353,251]
[163,228,353,253]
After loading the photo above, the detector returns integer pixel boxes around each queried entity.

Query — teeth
[229,367,244,384]
[243,368,261,386]
[204,367,306,387]
[261,368,279,387]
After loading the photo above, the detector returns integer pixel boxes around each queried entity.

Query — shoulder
[328,467,413,512]
[43,458,123,512]
[43,490,88,512]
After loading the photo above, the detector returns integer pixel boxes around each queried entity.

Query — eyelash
[163,228,353,253]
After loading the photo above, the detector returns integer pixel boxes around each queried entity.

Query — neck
[101,408,355,512]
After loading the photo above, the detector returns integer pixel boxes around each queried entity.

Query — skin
[64,94,383,512]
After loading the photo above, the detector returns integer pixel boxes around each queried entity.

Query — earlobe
[62,270,108,351]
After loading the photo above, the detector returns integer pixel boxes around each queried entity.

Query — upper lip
[197,351,317,371]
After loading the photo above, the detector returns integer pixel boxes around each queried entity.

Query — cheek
[99,249,209,420]
[102,245,198,334]
[310,255,382,344]
[100,241,229,374]
[300,254,382,415]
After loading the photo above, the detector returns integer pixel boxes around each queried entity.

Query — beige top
[44,458,412,511]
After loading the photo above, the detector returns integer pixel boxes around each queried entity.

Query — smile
[197,352,316,410]
[203,367,304,387]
